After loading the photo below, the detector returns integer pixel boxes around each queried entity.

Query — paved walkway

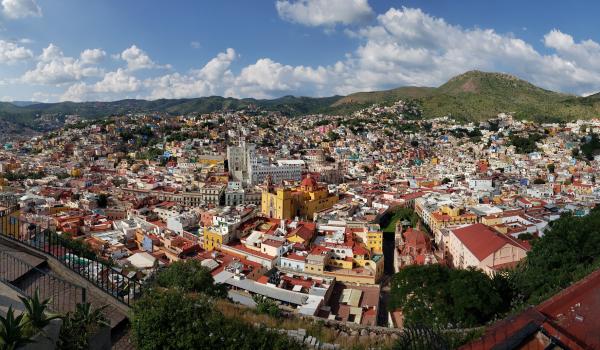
[0,281,25,317]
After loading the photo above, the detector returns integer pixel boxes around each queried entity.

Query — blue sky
[1,0,600,102]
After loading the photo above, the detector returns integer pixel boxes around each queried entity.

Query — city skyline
[1,0,600,102]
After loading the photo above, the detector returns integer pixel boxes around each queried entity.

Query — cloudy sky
[1,0,600,102]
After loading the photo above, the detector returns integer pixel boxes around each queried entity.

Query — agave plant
[18,288,62,332]
[0,306,32,350]
[73,303,109,330]
[58,303,110,350]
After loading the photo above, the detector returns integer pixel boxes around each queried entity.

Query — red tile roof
[463,268,600,350]
[451,223,526,261]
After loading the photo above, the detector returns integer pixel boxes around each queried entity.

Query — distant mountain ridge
[10,101,41,107]
[1,71,599,133]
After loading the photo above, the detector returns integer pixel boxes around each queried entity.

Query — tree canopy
[509,133,545,154]
[389,265,510,328]
[154,259,227,297]
[131,289,303,350]
[131,259,303,350]
[512,207,600,305]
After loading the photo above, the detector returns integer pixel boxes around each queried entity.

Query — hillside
[332,71,600,122]
[1,71,600,137]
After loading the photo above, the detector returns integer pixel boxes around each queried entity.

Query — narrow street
[377,231,397,326]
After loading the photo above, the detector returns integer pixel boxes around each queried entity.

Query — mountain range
[2,70,600,136]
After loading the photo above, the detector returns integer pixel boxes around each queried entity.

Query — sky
[1,0,600,102]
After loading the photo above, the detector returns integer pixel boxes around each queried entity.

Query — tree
[517,233,534,241]
[512,208,600,305]
[97,193,109,208]
[253,295,281,318]
[381,207,419,232]
[326,131,339,142]
[533,178,546,184]
[324,156,336,163]
[131,289,303,350]
[509,133,545,154]
[580,133,600,160]
[155,259,227,297]
[389,265,510,328]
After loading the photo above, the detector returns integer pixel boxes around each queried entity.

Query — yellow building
[261,175,338,220]
[196,154,225,166]
[365,231,383,254]
[352,224,384,254]
[429,205,477,232]
[203,227,224,251]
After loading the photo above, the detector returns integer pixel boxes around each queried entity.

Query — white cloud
[1,0,41,18]
[230,58,331,98]
[50,7,600,101]
[145,48,236,99]
[94,69,141,94]
[143,48,333,100]
[62,69,141,101]
[119,45,169,71]
[543,29,600,71]
[21,44,104,85]
[544,29,574,51]
[80,48,106,65]
[0,39,33,63]
[61,48,238,101]
[276,0,373,27]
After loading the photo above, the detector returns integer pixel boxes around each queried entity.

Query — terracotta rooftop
[452,223,528,261]
[463,268,600,350]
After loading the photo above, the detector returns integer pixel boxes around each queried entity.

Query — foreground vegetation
[0,288,107,350]
[389,266,512,329]
[130,260,305,350]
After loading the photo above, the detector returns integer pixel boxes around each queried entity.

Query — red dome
[301,176,317,188]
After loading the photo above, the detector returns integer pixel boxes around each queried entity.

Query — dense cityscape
[2,1,600,350]
[1,98,600,349]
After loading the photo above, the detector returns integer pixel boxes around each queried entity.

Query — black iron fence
[0,250,86,314]
[0,213,143,307]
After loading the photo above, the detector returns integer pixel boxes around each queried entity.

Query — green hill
[332,71,600,122]
[1,70,599,133]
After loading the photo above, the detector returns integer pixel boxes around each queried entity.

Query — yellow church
[261,174,338,220]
